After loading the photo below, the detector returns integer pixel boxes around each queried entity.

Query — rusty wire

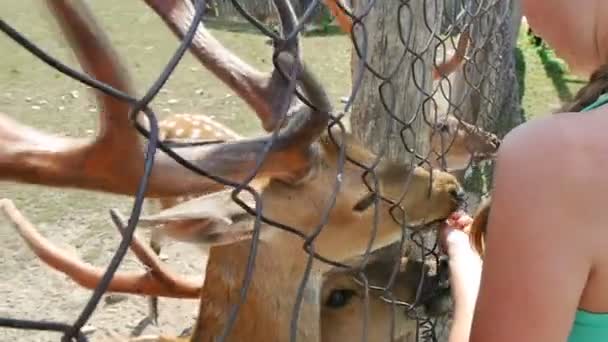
[0,0,517,341]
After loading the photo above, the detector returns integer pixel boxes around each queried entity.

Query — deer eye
[325,289,357,308]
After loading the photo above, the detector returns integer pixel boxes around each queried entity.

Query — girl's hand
[439,211,478,258]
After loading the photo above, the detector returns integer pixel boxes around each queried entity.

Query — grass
[515,22,586,118]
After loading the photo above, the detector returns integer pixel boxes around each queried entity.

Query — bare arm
[440,213,482,342]
[467,121,593,342]
[441,117,597,341]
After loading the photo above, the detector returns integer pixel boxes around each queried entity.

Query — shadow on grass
[514,47,526,105]
[203,17,346,37]
[536,46,574,103]
[203,18,270,35]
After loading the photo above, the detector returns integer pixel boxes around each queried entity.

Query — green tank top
[569,310,608,341]
[566,93,608,342]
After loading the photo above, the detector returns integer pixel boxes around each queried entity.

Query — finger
[448,211,465,221]
[458,213,474,224]
[456,216,473,228]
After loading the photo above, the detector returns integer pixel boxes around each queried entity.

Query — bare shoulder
[469,112,607,341]
[496,110,608,180]
[482,110,608,316]
[487,110,608,249]
[490,109,608,255]
[494,114,573,180]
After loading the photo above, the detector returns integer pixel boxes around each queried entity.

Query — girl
[441,1,608,341]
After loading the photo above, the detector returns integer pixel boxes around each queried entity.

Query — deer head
[145,109,478,326]
[320,244,451,342]
[428,113,501,172]
[0,0,466,341]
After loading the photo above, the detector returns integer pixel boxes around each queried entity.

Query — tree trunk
[348,1,444,342]
[350,0,441,163]
[348,1,523,341]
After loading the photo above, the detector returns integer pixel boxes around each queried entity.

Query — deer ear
[149,216,255,247]
[115,188,259,247]
[138,189,257,226]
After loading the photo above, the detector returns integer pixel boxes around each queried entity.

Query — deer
[144,104,498,321]
[0,0,467,341]
[427,113,501,173]
[1,200,451,342]
[141,15,499,316]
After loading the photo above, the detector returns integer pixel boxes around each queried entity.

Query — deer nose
[491,135,501,149]
[451,188,466,204]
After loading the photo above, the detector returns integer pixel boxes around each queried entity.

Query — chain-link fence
[0,0,521,341]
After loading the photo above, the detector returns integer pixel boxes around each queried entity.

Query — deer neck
[191,231,324,342]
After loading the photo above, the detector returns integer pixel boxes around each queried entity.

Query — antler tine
[154,33,331,187]
[0,0,213,197]
[143,0,301,132]
[46,1,144,141]
[0,199,202,299]
[433,29,471,80]
[0,0,150,196]
[162,54,331,186]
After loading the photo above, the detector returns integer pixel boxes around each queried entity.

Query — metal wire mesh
[0,0,519,341]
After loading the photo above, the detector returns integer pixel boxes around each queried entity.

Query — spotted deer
[0,0,466,341]
[1,202,450,342]
[427,113,501,172]
[144,99,499,323]
[150,113,241,254]
[150,109,499,254]
[146,105,497,321]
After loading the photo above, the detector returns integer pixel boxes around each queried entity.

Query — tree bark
[350,0,441,163]
[348,1,444,342]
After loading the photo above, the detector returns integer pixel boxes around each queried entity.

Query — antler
[143,0,301,132]
[0,199,202,298]
[321,0,353,35]
[433,29,471,80]
[0,0,330,198]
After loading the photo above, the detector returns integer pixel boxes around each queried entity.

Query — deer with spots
[0,0,468,341]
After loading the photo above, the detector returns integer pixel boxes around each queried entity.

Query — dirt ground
[0,187,206,341]
[0,1,351,341]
